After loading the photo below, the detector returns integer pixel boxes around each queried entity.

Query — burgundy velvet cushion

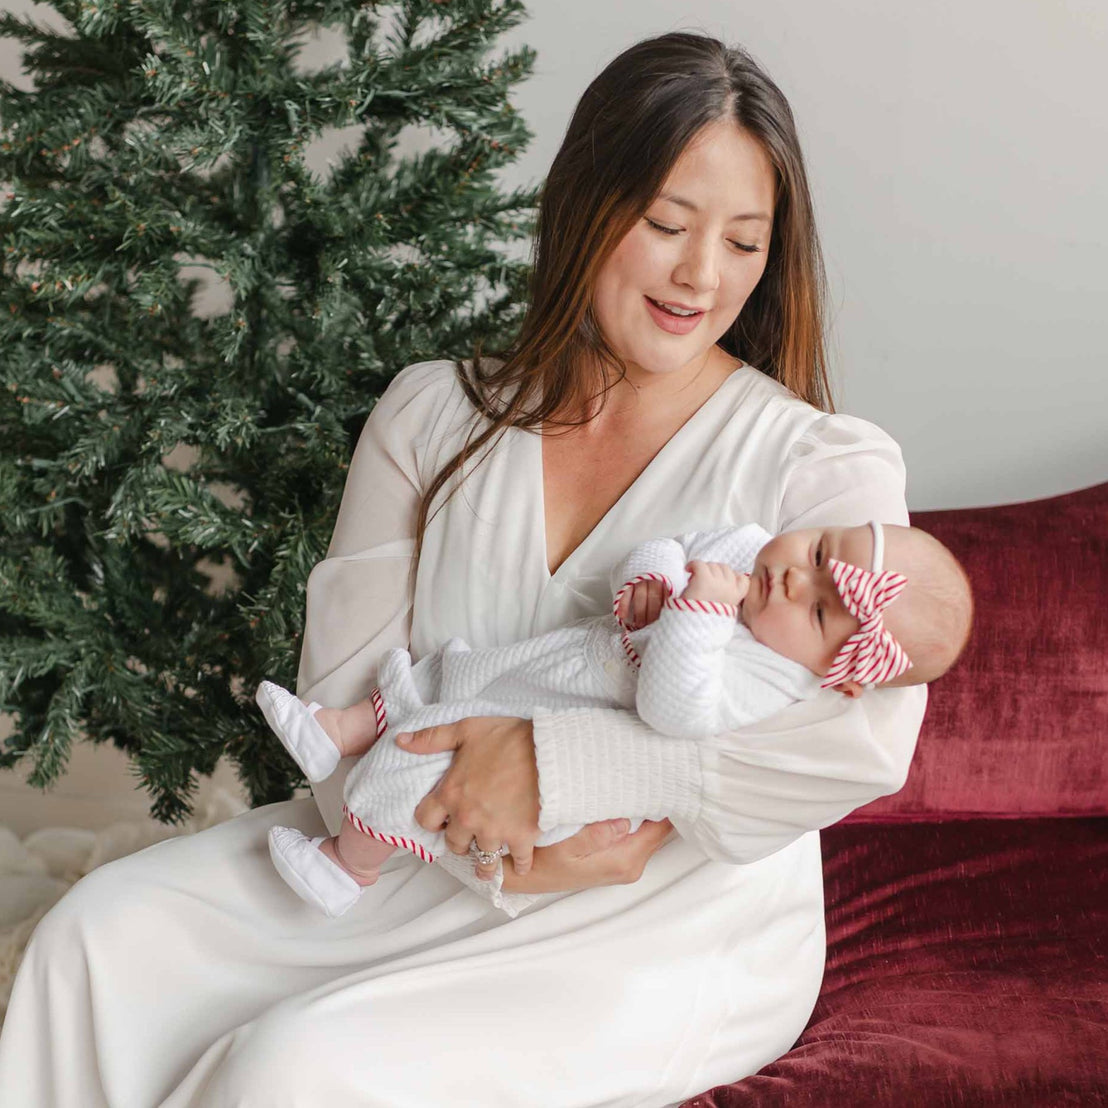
[685,818,1108,1107]
[852,481,1108,819]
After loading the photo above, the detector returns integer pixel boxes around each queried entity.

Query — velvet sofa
[684,481,1108,1107]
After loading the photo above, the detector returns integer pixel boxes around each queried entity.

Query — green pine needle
[1,0,538,822]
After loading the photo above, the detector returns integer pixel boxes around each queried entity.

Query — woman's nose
[674,235,721,293]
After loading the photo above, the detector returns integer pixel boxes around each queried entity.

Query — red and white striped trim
[343,804,434,863]
[821,558,912,688]
[370,686,388,739]
[663,595,740,619]
[612,572,674,669]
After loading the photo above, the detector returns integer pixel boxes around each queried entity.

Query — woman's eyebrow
[657,192,772,224]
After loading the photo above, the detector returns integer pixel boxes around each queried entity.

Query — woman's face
[592,118,776,381]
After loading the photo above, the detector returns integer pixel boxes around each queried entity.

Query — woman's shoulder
[732,366,901,454]
[369,359,480,438]
[789,409,903,463]
[366,359,492,484]
[378,356,510,418]
[378,358,467,410]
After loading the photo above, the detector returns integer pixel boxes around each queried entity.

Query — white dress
[0,360,925,1108]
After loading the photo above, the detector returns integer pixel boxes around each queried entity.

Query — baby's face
[741,525,874,676]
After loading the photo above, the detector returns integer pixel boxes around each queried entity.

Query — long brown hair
[415,32,831,559]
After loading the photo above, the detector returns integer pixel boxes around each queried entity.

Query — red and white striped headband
[821,521,912,689]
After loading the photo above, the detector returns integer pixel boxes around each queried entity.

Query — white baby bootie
[268,826,363,918]
[255,680,340,782]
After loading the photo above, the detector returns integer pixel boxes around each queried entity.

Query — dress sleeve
[296,360,459,832]
[532,411,927,863]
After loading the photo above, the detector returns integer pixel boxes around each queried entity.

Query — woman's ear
[832,680,864,699]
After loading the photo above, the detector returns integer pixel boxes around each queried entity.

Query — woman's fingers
[626,817,674,852]
[409,717,541,863]
[442,811,476,855]
[413,792,451,835]
[606,819,674,883]
[472,839,506,881]
[396,723,460,752]
[508,838,534,877]
[499,819,675,895]
[576,818,632,854]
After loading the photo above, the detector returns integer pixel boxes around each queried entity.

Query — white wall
[3,0,1105,510]
[497,0,1108,509]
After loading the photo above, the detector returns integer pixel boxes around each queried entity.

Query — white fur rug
[0,788,247,1024]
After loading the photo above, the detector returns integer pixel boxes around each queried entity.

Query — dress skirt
[0,798,825,1108]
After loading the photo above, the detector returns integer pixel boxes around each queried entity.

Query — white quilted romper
[342,522,819,863]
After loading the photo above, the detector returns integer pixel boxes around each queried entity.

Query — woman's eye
[645,218,759,253]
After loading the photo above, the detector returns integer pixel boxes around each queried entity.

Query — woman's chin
[618,346,719,381]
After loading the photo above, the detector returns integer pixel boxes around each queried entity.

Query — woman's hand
[400,717,542,879]
[501,818,675,894]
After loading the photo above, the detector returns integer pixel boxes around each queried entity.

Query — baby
[259,520,972,918]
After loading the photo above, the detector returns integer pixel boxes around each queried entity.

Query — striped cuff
[663,595,739,619]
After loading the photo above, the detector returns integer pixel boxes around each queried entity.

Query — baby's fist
[617,577,668,630]
[683,561,749,607]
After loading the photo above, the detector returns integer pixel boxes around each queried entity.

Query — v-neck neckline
[534,367,747,582]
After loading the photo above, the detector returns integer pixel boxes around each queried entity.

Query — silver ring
[469,843,507,866]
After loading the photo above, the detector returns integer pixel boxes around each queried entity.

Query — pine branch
[0,0,538,819]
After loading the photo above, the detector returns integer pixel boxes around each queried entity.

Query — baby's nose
[784,565,813,600]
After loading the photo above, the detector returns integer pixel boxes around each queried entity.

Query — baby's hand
[616,578,668,630]
[682,561,749,607]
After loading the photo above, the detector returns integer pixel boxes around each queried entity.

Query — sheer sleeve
[296,360,460,832]
[532,412,927,863]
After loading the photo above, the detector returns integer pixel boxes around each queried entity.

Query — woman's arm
[296,360,461,832]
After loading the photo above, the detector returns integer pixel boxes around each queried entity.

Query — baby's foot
[255,681,341,782]
[268,826,363,918]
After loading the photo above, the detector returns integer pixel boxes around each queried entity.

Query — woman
[0,33,923,1107]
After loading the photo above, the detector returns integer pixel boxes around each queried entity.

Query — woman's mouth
[644,296,706,335]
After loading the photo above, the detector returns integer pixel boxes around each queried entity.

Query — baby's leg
[313,699,381,759]
[320,824,395,886]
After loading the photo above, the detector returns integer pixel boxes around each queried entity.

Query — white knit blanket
[0,788,246,1025]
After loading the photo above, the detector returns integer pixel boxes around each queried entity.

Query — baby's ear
[832,680,864,699]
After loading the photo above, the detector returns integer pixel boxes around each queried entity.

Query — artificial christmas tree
[0,0,537,821]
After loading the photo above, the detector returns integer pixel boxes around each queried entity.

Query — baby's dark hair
[879,525,974,687]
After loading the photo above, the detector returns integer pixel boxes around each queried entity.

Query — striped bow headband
[821,521,912,689]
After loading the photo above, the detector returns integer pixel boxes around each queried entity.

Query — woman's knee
[25,849,153,966]
[29,861,115,944]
